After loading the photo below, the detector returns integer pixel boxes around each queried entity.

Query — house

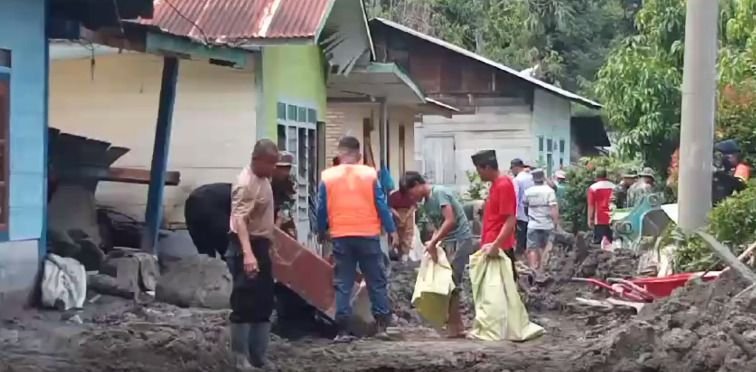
[48,1,456,247]
[369,18,608,190]
[48,0,376,246]
[0,0,156,312]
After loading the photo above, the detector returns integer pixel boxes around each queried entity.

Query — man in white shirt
[523,169,559,272]
[511,158,534,256]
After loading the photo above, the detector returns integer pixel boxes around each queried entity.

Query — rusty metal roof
[133,0,333,43]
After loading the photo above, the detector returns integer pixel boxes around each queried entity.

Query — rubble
[155,254,232,309]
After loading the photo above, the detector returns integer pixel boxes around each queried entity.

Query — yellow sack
[469,250,545,341]
[411,246,456,329]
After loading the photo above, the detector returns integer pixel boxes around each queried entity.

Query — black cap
[715,139,740,154]
[472,149,497,166]
[510,158,525,168]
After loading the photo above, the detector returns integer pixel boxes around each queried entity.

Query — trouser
[332,236,391,325]
[226,235,275,324]
[438,237,476,290]
[394,208,416,255]
[593,225,613,244]
[515,220,528,255]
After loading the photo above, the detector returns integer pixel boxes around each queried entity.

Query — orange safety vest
[321,164,381,238]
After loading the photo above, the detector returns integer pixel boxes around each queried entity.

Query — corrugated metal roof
[371,17,602,109]
[133,0,333,43]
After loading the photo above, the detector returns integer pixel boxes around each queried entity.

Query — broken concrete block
[155,255,231,309]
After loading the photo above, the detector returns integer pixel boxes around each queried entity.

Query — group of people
[224,136,558,369]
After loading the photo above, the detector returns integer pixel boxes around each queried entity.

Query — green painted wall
[258,45,327,139]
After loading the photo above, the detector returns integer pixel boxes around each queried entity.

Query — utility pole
[678,0,719,231]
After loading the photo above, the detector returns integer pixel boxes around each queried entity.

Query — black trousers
[515,220,528,255]
[593,225,614,244]
[226,235,274,324]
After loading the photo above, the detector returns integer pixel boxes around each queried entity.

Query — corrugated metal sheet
[133,0,332,43]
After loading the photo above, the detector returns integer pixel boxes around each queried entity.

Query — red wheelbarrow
[573,271,722,303]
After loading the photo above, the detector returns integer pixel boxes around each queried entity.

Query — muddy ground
[2,241,755,372]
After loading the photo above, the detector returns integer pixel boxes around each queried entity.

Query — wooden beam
[145,32,252,68]
[141,57,179,254]
[106,167,180,186]
[79,26,147,53]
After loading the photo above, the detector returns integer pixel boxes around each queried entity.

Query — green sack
[411,246,456,329]
[469,250,545,341]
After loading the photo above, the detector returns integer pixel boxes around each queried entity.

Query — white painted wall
[417,98,533,192]
[531,90,572,176]
[50,53,257,224]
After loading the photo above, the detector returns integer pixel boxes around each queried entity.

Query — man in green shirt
[401,171,473,338]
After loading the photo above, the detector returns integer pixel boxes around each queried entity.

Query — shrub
[463,170,489,201]
[673,180,756,272]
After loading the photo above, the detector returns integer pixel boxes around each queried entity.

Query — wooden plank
[106,167,180,186]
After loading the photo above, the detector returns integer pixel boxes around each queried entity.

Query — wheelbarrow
[573,271,722,303]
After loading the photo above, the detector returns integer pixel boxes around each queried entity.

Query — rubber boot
[230,323,254,371]
[373,314,391,341]
[248,322,272,369]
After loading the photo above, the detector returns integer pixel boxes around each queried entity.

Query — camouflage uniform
[626,181,654,208]
[274,175,298,239]
[612,184,630,209]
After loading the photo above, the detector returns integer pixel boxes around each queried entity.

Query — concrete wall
[417,98,533,192]
[260,45,327,139]
[50,53,257,224]
[0,0,47,309]
[531,90,572,176]
[325,104,415,182]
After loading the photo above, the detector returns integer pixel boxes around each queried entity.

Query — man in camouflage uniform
[612,171,638,209]
[627,167,656,208]
[272,152,297,239]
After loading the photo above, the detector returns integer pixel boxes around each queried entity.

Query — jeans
[332,237,391,324]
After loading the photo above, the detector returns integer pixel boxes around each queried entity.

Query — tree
[367,0,639,95]
[595,0,755,174]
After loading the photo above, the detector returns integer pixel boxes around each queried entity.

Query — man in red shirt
[587,168,616,244]
[472,150,518,274]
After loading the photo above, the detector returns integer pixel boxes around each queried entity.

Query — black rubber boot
[374,315,392,341]
[333,318,356,343]
[248,322,272,369]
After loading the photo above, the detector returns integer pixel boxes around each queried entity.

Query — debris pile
[575,269,756,372]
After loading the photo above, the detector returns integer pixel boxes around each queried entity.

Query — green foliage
[366,0,639,94]
[718,80,756,165]
[595,0,756,174]
[463,170,489,201]
[594,0,685,174]
[561,156,642,233]
[673,181,756,272]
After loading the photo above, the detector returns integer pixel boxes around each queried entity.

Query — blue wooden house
[0,0,155,312]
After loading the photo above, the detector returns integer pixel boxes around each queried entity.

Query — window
[0,49,10,231]
[559,139,566,168]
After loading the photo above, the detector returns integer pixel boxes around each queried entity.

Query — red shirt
[588,179,615,225]
[482,176,517,250]
[388,190,416,209]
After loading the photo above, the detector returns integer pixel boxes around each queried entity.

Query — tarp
[411,246,455,329]
[469,250,544,341]
[41,254,87,311]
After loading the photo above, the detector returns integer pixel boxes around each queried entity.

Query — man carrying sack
[470,149,544,342]
[401,171,474,338]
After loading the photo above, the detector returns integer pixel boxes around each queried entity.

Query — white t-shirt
[514,171,534,222]
[524,184,557,230]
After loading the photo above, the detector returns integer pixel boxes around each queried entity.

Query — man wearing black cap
[510,158,534,256]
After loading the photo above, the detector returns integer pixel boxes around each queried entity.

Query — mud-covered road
[2,242,755,372]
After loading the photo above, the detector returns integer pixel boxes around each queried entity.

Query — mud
[575,270,756,372]
[4,235,755,372]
